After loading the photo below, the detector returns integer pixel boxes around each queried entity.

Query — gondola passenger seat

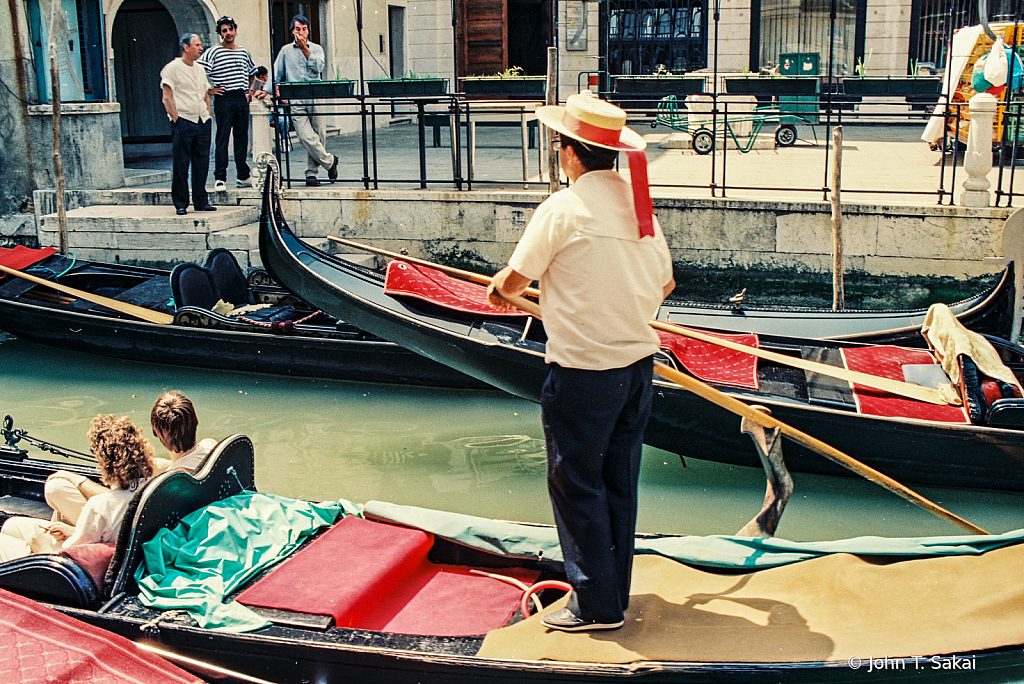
[204,248,252,307]
[170,263,220,310]
[0,434,256,610]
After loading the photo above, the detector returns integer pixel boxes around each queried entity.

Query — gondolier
[198,16,259,190]
[488,91,675,632]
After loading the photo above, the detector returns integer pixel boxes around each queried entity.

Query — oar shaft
[498,291,987,535]
[651,361,988,535]
[0,264,174,325]
[330,236,953,406]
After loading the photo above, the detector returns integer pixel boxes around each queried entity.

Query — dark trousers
[171,117,211,211]
[540,356,654,624]
[213,90,250,182]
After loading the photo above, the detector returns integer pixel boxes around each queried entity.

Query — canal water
[2,334,1022,542]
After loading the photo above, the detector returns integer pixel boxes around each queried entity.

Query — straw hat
[535,90,646,152]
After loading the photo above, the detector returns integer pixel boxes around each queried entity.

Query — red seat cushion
[237,516,539,635]
[657,328,760,390]
[384,260,531,317]
[841,346,969,423]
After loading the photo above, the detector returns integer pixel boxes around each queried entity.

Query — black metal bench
[422,113,540,148]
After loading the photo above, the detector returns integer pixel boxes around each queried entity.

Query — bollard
[960,93,998,207]
[250,98,274,190]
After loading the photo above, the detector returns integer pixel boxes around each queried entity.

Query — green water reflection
[2,336,1022,540]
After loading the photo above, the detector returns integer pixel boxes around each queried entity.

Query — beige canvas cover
[479,545,1024,664]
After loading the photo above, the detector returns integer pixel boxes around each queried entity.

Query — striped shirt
[197,45,257,92]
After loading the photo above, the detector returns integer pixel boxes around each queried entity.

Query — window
[605,0,707,74]
[759,0,856,75]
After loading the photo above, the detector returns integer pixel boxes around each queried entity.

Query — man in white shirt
[489,91,674,633]
[161,34,217,216]
[149,391,217,473]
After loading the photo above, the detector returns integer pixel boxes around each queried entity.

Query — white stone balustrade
[960,92,998,207]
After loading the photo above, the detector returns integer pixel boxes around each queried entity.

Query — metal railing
[270,95,550,191]
[269,92,1024,206]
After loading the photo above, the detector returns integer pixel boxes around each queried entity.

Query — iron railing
[269,92,1024,206]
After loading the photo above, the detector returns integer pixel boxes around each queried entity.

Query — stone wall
[26,103,125,191]
[864,0,913,76]
[269,190,1014,280]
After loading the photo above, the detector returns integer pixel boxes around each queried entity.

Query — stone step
[38,207,261,269]
[40,204,259,236]
[123,169,172,187]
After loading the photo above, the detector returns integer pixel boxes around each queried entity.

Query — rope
[469,569,544,614]
[234,309,323,333]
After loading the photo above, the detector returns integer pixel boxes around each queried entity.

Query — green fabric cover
[136,492,359,632]
[362,500,1024,569]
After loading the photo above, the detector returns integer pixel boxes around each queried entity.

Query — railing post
[250,97,273,190]
[961,93,998,207]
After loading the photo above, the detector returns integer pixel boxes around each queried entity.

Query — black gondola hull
[260,185,1024,492]
[0,268,487,390]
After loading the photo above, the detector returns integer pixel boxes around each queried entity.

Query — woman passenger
[0,414,154,562]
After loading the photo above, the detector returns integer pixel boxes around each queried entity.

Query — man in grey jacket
[273,14,338,186]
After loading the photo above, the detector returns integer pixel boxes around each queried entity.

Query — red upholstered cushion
[383,260,532,317]
[657,328,760,390]
[0,587,202,683]
[0,246,57,276]
[60,542,116,589]
[237,516,433,628]
[236,516,540,636]
[841,346,970,424]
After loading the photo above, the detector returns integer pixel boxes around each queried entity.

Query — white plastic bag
[984,37,1009,87]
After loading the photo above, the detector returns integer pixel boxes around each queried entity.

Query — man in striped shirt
[198,16,258,190]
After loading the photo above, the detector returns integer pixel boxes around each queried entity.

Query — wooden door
[458,0,507,78]
[111,3,178,140]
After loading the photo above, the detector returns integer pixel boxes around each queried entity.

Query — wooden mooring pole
[546,47,559,194]
[831,125,844,310]
[48,6,67,255]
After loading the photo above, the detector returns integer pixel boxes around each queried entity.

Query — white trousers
[45,477,88,525]
[290,101,332,177]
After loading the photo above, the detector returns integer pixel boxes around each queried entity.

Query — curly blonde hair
[87,415,155,489]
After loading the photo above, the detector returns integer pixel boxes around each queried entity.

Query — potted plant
[365,74,448,97]
[461,67,547,97]
[277,80,355,99]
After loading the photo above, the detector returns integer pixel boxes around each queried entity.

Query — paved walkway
[127,117,1024,208]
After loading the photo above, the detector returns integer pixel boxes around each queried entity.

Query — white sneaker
[214,180,226,191]
[235,178,253,188]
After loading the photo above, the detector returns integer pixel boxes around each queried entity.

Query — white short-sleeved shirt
[509,169,673,371]
[166,438,218,474]
[62,484,140,549]
[160,58,212,124]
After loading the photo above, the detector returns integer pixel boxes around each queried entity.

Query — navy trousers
[171,118,211,211]
[541,356,654,624]
[213,90,250,182]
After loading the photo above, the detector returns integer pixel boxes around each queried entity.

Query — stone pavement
[126,118,1024,209]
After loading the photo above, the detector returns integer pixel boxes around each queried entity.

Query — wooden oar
[0,264,174,325]
[501,291,987,536]
[328,236,955,406]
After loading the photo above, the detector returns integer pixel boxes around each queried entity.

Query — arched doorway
[112,1,177,141]
[110,0,215,143]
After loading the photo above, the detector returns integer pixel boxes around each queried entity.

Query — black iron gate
[601,0,708,75]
